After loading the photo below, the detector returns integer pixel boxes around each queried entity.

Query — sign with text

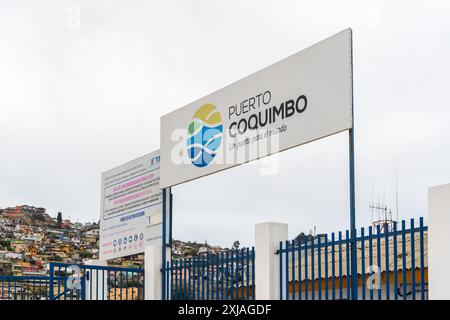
[160,29,353,188]
[100,151,163,260]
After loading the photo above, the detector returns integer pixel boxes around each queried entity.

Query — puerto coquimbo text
[227,90,307,138]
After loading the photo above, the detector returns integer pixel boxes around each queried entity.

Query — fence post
[428,183,450,300]
[255,222,288,300]
[145,244,162,300]
[49,263,54,300]
[84,259,108,300]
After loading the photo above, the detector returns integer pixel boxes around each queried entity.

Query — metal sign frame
[160,29,358,300]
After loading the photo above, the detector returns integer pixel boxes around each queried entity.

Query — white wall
[255,222,288,300]
[145,244,162,300]
[428,183,450,300]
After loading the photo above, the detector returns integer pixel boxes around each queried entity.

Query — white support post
[145,244,162,300]
[84,259,108,300]
[428,183,450,300]
[255,222,288,300]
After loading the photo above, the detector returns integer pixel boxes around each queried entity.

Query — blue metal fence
[0,262,144,300]
[49,262,144,300]
[278,217,428,300]
[163,247,255,300]
[0,275,59,300]
[1,218,428,301]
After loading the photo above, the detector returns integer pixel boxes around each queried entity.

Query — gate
[0,275,59,300]
[163,247,255,300]
[278,217,428,300]
[0,262,144,300]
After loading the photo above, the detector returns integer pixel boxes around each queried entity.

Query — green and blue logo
[186,104,223,167]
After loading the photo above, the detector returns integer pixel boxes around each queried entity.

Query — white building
[85,229,100,238]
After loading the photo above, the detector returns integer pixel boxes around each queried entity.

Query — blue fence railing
[163,247,255,300]
[49,262,145,300]
[0,218,428,301]
[0,275,63,300]
[0,262,144,300]
[278,217,428,300]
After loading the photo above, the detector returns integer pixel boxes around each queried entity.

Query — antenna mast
[369,202,394,233]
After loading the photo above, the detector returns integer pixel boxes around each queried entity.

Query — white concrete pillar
[428,183,450,300]
[84,259,108,300]
[145,244,162,300]
[255,222,288,300]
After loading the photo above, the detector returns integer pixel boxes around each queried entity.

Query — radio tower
[369,202,394,233]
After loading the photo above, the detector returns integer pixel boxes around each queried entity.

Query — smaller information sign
[99,151,163,260]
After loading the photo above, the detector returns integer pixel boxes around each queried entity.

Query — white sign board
[160,29,353,188]
[99,151,164,260]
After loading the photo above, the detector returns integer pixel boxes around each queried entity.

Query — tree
[295,232,305,242]
[183,248,198,257]
[57,212,62,228]
[295,232,313,244]
[0,239,11,249]
[52,255,63,262]
[31,212,45,222]
[79,250,93,259]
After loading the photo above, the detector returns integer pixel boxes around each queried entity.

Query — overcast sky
[1,0,449,247]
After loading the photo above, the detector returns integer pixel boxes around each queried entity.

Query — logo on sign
[186,104,223,167]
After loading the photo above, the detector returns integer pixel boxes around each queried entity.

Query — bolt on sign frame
[159,28,357,300]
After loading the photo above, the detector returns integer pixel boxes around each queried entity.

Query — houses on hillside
[0,205,100,275]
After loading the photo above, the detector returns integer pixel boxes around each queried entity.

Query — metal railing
[163,247,255,300]
[49,262,144,300]
[0,275,62,300]
[278,217,428,300]
[0,262,144,300]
